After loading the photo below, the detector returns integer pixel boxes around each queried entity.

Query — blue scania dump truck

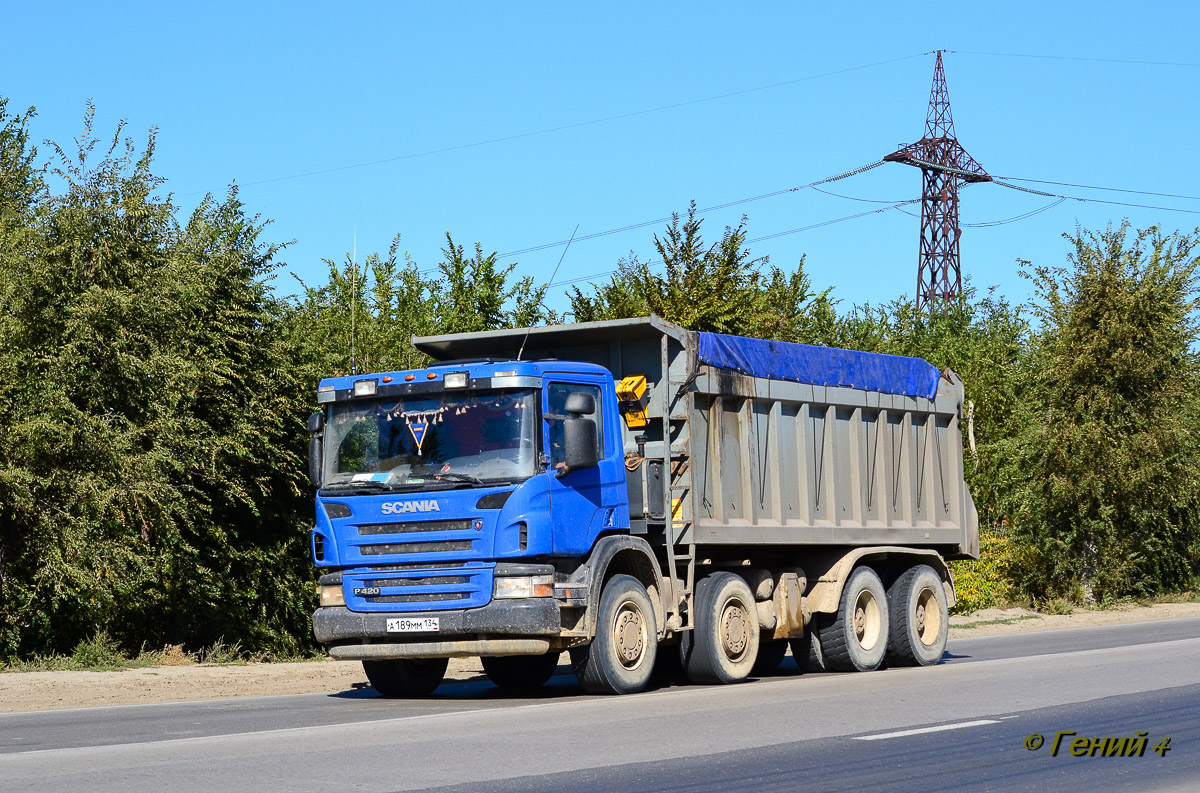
[307,316,978,696]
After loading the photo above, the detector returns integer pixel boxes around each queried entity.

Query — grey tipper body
[414,315,978,560]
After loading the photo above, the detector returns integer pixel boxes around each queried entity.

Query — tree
[288,236,437,377]
[286,232,559,382]
[0,103,314,658]
[570,201,836,342]
[1007,223,1200,602]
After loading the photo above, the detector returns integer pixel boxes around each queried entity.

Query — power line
[993,175,1200,202]
[994,180,1200,215]
[497,160,887,259]
[899,157,1200,215]
[811,186,912,204]
[962,198,1067,227]
[547,199,921,288]
[181,53,925,197]
[955,50,1200,68]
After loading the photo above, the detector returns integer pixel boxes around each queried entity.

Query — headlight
[353,379,377,397]
[444,371,469,389]
[319,584,345,607]
[494,575,554,599]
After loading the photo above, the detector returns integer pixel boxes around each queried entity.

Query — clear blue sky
[5,1,1199,315]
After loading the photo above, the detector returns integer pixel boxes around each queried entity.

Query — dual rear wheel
[817,564,949,672]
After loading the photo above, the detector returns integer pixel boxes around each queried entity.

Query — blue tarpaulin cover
[697,332,942,400]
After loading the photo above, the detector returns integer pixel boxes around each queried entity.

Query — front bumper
[313,597,561,659]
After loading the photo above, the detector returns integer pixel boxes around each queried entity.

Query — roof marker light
[405,374,415,382]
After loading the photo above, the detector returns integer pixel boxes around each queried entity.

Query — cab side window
[546,383,602,469]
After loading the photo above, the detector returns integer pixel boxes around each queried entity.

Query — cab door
[543,377,623,553]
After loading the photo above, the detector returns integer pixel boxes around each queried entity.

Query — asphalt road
[2,618,1198,792]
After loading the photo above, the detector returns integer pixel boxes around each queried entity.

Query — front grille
[368,575,471,587]
[342,563,495,612]
[357,520,472,535]
[370,561,468,571]
[359,540,473,555]
[367,592,470,604]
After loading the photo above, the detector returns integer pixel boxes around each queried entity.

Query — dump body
[413,315,978,558]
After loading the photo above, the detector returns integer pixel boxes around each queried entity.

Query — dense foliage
[0,104,317,657]
[1005,224,1200,602]
[2,98,1197,660]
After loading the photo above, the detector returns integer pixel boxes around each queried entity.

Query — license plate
[386,617,439,633]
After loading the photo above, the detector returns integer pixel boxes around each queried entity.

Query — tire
[751,638,789,676]
[481,652,562,689]
[570,574,657,695]
[789,626,825,673]
[886,564,949,667]
[680,572,760,685]
[362,657,449,697]
[820,566,888,672]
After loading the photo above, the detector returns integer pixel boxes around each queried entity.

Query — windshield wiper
[433,471,484,485]
[320,480,399,494]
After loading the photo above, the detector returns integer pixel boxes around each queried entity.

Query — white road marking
[854,719,1000,741]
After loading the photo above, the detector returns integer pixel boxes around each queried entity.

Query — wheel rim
[853,589,881,651]
[613,599,648,670]
[719,598,752,663]
[915,586,941,646]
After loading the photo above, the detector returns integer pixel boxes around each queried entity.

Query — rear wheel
[820,566,888,672]
[570,574,657,695]
[481,652,562,689]
[681,572,760,685]
[362,658,449,697]
[886,565,948,667]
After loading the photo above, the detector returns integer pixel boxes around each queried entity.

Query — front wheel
[362,658,449,697]
[886,565,948,666]
[570,574,658,695]
[820,566,888,672]
[481,652,562,689]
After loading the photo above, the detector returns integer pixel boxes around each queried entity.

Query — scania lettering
[306,316,978,696]
[380,500,441,515]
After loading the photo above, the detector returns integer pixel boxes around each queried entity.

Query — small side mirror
[307,412,324,486]
[562,416,599,474]
[564,392,595,416]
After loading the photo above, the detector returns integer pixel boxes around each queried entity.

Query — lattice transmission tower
[884,50,990,313]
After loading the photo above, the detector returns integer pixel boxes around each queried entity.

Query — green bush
[950,530,1016,614]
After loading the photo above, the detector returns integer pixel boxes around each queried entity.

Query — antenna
[516,223,579,361]
[351,225,358,375]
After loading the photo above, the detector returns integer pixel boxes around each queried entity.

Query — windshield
[322,388,539,491]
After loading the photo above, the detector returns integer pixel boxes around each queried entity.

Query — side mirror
[564,391,595,415]
[562,416,599,474]
[307,412,324,487]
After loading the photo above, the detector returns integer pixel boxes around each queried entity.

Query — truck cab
[309,358,638,693]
